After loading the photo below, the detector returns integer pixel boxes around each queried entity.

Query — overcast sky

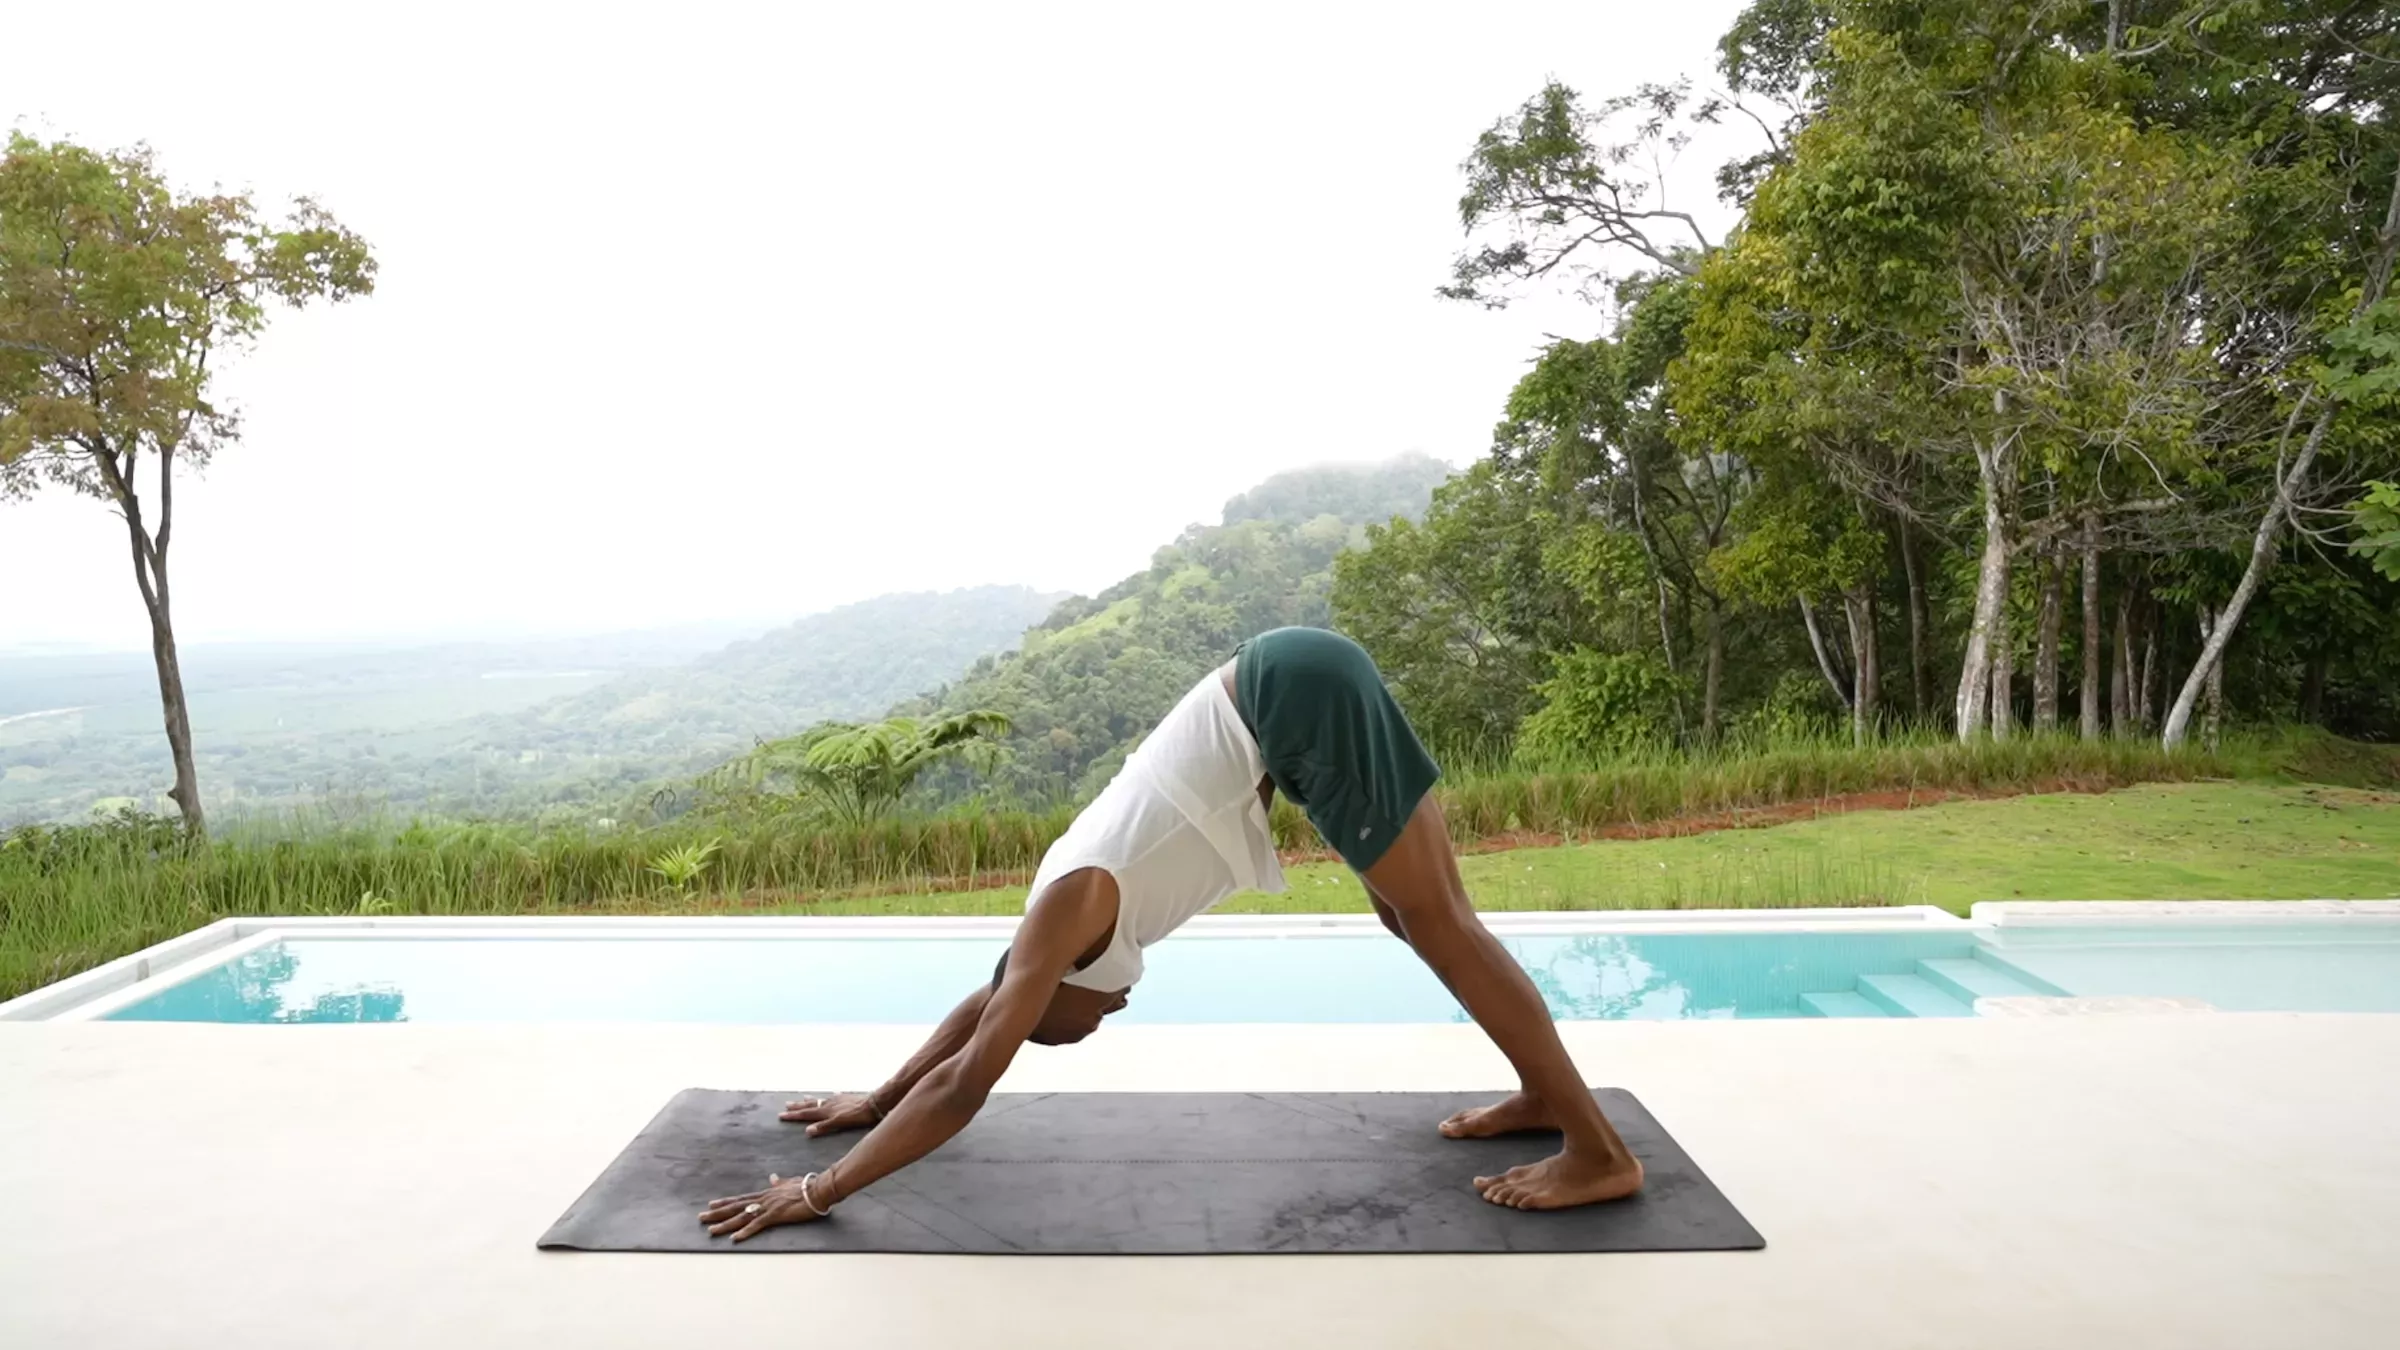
[4,0,1749,651]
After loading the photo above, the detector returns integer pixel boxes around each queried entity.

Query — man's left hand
[699,1172,832,1242]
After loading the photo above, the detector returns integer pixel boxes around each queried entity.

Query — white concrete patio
[3,1013,2395,1349]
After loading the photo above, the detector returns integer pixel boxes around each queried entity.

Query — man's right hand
[780,1093,884,1136]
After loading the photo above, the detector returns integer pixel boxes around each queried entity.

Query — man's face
[1027,982,1130,1046]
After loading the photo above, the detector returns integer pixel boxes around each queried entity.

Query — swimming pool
[93,927,1997,1024]
[10,904,2396,1024]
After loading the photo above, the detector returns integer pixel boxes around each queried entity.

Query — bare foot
[1438,1090,1557,1138]
[1475,1149,1645,1210]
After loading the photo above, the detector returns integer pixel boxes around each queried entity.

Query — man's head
[993,951,1129,1046]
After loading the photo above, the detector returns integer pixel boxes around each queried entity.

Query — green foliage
[646,838,719,894]
[2352,482,2400,583]
[0,133,376,480]
[1442,79,1717,306]
[1518,650,1688,764]
[1330,462,1588,758]
[701,712,1011,827]
[1743,669,1847,741]
[13,728,2371,1001]
[1709,485,1883,607]
[2322,299,2400,405]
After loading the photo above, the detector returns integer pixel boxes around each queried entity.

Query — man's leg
[1361,794,1645,1209]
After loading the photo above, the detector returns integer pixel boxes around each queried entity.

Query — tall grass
[1,727,2377,1001]
[1421,728,2268,844]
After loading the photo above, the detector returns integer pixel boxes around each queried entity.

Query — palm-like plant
[646,838,720,895]
[700,711,1011,827]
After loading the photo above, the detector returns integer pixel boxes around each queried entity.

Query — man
[700,627,1644,1242]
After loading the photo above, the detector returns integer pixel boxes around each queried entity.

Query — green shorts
[1232,627,1442,872]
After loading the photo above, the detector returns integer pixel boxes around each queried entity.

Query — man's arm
[869,983,992,1115]
[782,983,993,1134]
[812,872,1115,1206]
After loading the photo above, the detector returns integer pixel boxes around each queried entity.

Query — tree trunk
[2033,555,2062,734]
[1900,518,1930,725]
[1954,427,2015,742]
[147,602,205,830]
[2162,411,2329,748]
[1991,628,2015,740]
[2165,162,2400,748]
[2198,607,2226,752]
[2111,589,2133,735]
[1843,581,1880,746]
[105,445,206,834]
[2079,514,2103,740]
[2137,602,2159,732]
[2299,649,2329,724]
[1702,604,1725,743]
[1799,595,1852,710]
[1652,577,1677,674]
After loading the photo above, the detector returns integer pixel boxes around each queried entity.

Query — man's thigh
[1358,795,1471,926]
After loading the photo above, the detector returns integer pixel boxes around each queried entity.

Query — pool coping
[1973,899,2400,924]
[2,905,1969,1022]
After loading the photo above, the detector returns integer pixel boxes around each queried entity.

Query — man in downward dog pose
[700,627,1643,1241]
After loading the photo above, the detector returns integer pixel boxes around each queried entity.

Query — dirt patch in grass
[1411,774,2157,857]
[1518,775,2138,846]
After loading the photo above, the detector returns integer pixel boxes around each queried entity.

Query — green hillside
[902,455,1454,804]
[476,585,1063,792]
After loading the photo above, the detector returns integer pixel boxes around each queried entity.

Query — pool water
[104,930,1985,1024]
[1983,923,2400,1014]
[99,920,2400,1024]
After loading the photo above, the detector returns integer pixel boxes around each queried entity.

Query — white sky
[3,0,1749,651]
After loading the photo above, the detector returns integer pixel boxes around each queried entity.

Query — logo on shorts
[1358,826,1373,840]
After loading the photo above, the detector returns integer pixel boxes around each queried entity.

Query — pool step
[1857,972,1976,1018]
[1961,946,2074,997]
[1798,950,2072,1020]
[1799,990,1888,1019]
[1917,956,2042,1004]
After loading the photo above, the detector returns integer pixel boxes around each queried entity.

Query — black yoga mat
[538,1089,1762,1255]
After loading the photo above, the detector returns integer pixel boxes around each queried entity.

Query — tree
[701,711,1012,827]
[1500,279,1755,739]
[2162,224,2400,746]
[1714,4,2342,745]
[1331,462,1596,757]
[1706,480,1886,742]
[1441,80,1722,307]
[0,135,375,832]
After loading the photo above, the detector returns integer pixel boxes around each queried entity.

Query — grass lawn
[767,782,2400,918]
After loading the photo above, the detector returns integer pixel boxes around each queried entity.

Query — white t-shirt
[1027,670,1286,990]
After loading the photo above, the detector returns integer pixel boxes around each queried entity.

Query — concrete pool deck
[2,1014,2395,1349]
